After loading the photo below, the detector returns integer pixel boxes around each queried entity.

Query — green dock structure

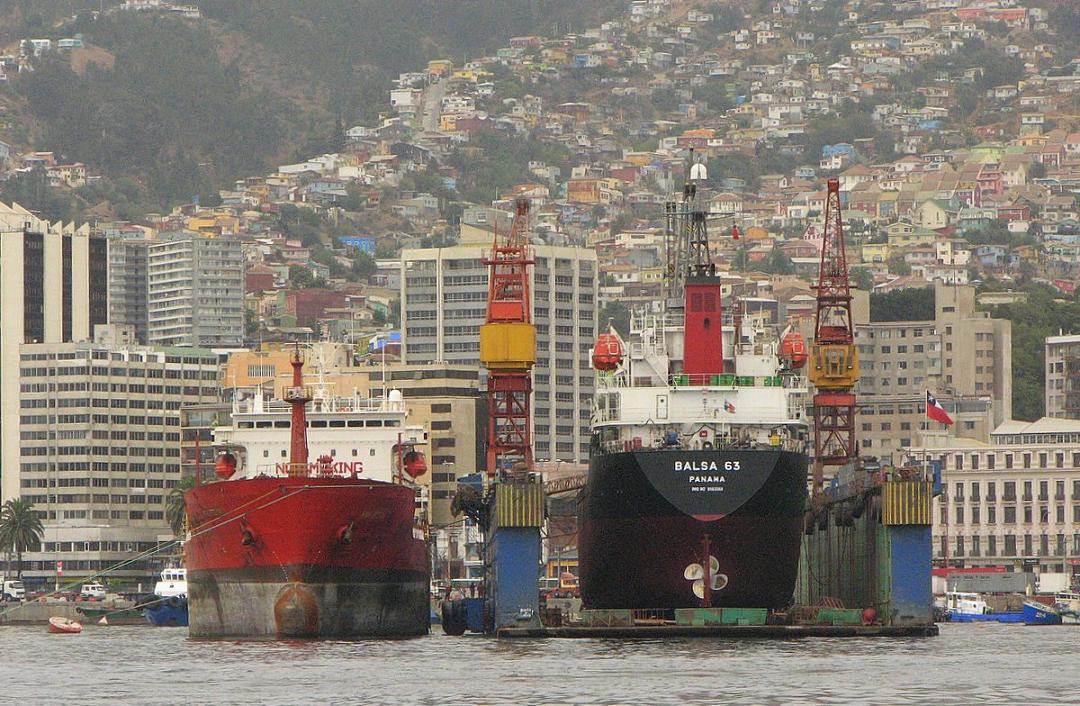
[796,478,936,628]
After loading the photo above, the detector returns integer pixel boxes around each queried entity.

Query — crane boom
[809,178,859,493]
[478,198,536,476]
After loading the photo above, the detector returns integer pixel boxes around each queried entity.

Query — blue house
[338,236,376,253]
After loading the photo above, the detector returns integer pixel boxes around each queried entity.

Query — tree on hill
[870,287,935,322]
[981,283,1080,420]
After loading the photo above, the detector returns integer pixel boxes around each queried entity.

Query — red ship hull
[185,477,429,638]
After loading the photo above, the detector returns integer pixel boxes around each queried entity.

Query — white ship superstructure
[214,389,427,484]
[593,312,810,455]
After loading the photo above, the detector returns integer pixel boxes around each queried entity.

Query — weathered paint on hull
[185,477,430,638]
[188,569,428,638]
[579,448,808,610]
[797,491,935,627]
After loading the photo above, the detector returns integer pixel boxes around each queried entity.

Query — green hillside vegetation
[870,287,936,322]
[980,283,1080,422]
[6,1,620,210]
[15,14,286,208]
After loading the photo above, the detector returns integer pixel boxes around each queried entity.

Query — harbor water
[1,623,1077,705]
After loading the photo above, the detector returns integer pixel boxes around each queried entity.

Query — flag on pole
[926,391,954,426]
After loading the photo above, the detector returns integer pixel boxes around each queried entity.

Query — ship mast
[284,345,312,477]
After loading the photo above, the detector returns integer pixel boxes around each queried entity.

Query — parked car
[2,580,25,601]
[79,583,106,600]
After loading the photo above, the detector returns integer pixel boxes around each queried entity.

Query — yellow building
[427,59,453,76]
[223,344,371,399]
[861,242,891,264]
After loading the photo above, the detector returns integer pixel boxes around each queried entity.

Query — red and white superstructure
[184,350,430,639]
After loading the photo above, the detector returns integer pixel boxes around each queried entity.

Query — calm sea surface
[1,622,1077,705]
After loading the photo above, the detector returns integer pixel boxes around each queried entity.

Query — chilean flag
[926,391,954,426]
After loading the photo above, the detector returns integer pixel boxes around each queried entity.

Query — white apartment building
[1045,333,1080,419]
[16,343,220,585]
[1,203,108,502]
[147,232,245,347]
[399,244,598,463]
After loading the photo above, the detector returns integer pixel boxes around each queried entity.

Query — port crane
[479,198,536,476]
[808,177,859,495]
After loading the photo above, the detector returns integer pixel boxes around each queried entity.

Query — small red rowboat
[48,616,82,634]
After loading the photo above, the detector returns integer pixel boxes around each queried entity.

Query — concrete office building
[16,343,220,584]
[108,238,151,343]
[1,203,107,502]
[368,362,484,527]
[920,418,1080,582]
[1045,333,1080,419]
[853,281,1011,460]
[147,232,245,347]
[399,244,598,464]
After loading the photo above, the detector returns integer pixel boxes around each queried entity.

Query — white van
[80,583,106,600]
[2,580,25,601]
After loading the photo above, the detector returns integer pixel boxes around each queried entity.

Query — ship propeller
[684,556,727,598]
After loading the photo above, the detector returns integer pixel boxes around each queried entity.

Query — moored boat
[184,350,430,638]
[579,161,810,611]
[1022,599,1062,626]
[48,616,82,634]
[143,568,189,627]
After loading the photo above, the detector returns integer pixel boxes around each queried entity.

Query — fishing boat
[143,568,188,627]
[47,616,82,634]
[944,592,1060,624]
[1021,599,1062,626]
[184,350,430,638]
[1053,591,1080,624]
[579,161,810,611]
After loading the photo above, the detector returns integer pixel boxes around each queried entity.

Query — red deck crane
[479,199,536,476]
[809,178,860,494]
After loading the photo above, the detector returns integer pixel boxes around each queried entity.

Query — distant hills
[3,0,619,207]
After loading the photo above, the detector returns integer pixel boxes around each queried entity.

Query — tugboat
[579,160,811,611]
[143,568,189,627]
[184,349,430,638]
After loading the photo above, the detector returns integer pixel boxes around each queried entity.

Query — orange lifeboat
[780,331,808,369]
[592,333,623,371]
[214,452,237,479]
[403,450,428,478]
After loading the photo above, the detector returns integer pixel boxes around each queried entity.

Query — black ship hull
[578,446,808,610]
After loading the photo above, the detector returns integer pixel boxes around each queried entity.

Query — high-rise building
[1,203,108,502]
[147,232,245,347]
[399,244,598,463]
[16,343,220,584]
[1045,334,1080,419]
[852,281,1011,460]
[108,238,150,343]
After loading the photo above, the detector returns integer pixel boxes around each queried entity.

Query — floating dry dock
[499,624,938,638]
[444,467,939,639]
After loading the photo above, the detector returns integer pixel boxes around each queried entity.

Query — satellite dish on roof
[689,162,708,182]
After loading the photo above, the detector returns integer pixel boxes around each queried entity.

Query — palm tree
[0,499,44,579]
[165,475,197,537]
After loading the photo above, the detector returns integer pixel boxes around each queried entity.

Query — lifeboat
[214,452,237,480]
[780,331,808,369]
[48,616,82,634]
[591,333,623,371]
[403,450,428,478]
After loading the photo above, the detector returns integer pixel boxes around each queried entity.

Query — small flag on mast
[926,391,954,426]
